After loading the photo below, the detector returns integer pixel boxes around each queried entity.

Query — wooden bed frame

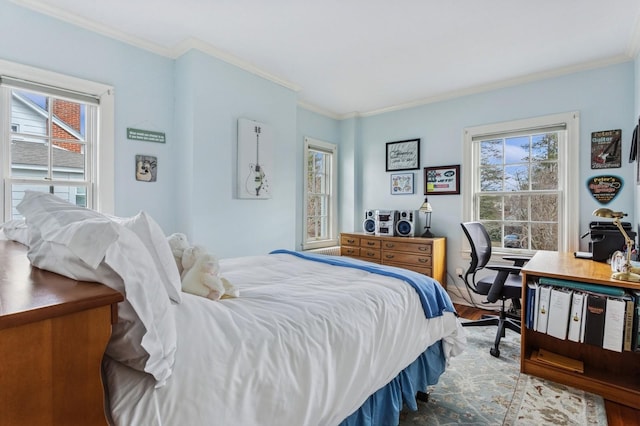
[0,240,123,426]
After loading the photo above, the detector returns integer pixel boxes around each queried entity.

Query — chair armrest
[485,264,522,274]
[484,264,523,303]
[502,255,531,267]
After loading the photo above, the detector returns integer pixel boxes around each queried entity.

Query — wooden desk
[521,251,640,408]
[0,240,124,425]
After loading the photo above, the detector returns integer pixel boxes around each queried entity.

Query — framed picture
[386,138,420,171]
[135,155,157,182]
[237,118,272,199]
[424,165,460,195]
[390,173,414,195]
[590,129,621,169]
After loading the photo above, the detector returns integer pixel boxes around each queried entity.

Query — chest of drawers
[340,233,446,288]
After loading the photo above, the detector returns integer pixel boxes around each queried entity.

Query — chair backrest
[461,222,492,273]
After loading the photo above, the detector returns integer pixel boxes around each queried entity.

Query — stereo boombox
[362,209,416,237]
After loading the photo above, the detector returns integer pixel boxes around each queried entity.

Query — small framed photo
[135,155,157,182]
[390,173,414,195]
[386,138,420,171]
[424,165,460,195]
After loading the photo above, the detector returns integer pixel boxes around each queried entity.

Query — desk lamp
[592,208,640,282]
[419,197,433,237]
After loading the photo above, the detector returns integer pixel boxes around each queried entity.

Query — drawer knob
[347,239,355,244]
[366,241,375,246]
[386,243,395,248]
[385,254,395,259]
[418,247,427,251]
[418,258,427,263]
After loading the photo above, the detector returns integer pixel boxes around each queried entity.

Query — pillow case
[16,191,176,386]
[0,219,29,246]
[109,211,182,304]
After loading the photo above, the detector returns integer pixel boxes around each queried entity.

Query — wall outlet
[455,267,463,276]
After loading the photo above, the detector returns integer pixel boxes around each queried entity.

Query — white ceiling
[14,0,640,117]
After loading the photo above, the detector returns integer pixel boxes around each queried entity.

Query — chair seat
[476,274,522,300]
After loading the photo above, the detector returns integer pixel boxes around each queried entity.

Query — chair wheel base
[416,391,429,402]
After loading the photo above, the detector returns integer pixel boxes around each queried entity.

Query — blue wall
[0,0,177,230]
[332,63,636,298]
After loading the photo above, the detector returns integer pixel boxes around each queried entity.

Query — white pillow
[16,191,176,386]
[0,219,29,246]
[110,211,182,304]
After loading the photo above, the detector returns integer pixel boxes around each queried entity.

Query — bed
[4,191,466,426]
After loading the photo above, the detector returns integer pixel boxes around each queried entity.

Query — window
[303,137,338,250]
[0,60,114,221]
[462,112,579,254]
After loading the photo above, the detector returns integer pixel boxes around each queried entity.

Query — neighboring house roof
[12,140,84,169]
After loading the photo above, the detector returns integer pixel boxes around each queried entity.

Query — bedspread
[104,252,465,426]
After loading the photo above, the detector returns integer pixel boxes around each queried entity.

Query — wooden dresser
[340,232,447,287]
[0,240,124,425]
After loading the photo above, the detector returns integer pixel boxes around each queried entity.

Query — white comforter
[104,253,465,426]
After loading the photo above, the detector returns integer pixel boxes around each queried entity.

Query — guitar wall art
[590,129,621,169]
[237,118,273,199]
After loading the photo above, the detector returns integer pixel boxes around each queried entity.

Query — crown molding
[170,38,300,92]
[627,13,640,58]
[359,54,634,118]
[296,101,343,120]
[11,0,639,121]
[10,0,300,93]
[11,0,173,57]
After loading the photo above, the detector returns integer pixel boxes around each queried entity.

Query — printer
[587,221,636,262]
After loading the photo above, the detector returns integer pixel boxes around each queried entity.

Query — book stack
[525,277,640,353]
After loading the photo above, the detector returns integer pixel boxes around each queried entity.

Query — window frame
[0,59,114,221]
[462,111,580,256]
[303,136,338,250]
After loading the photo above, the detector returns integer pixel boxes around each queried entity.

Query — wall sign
[586,175,623,204]
[127,127,166,143]
[590,129,621,169]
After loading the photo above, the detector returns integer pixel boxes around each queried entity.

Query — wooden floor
[454,303,640,426]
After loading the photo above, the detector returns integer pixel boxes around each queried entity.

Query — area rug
[398,325,608,425]
[503,375,607,425]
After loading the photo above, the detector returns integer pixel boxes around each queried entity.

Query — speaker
[363,209,376,234]
[395,210,416,237]
[375,210,396,236]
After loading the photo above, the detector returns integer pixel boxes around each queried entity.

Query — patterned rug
[399,325,608,425]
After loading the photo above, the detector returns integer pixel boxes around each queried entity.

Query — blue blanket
[269,249,455,319]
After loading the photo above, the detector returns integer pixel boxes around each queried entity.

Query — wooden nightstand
[0,240,124,426]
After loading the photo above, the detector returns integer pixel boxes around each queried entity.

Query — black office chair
[460,222,530,357]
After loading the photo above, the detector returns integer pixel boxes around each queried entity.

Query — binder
[526,282,537,329]
[533,284,541,331]
[583,294,607,347]
[536,285,552,333]
[580,291,588,343]
[602,297,626,352]
[567,291,585,342]
[631,290,640,351]
[623,298,634,351]
[547,287,572,340]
